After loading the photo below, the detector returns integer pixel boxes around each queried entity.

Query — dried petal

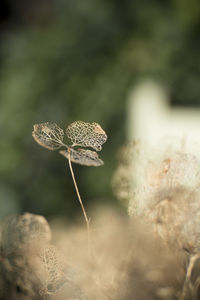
[66,121,107,151]
[32,122,64,150]
[60,148,104,166]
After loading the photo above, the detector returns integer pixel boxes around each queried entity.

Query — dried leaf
[40,245,67,295]
[32,122,64,150]
[66,121,107,151]
[60,148,104,166]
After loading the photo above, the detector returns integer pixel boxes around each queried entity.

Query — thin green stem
[68,151,91,256]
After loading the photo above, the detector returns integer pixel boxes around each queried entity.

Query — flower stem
[68,152,91,256]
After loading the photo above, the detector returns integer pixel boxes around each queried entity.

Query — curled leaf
[60,148,104,166]
[32,122,64,150]
[66,121,107,151]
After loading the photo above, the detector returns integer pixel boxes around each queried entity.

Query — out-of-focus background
[0,0,200,221]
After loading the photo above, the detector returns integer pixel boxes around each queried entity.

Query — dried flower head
[32,121,107,166]
[32,120,107,257]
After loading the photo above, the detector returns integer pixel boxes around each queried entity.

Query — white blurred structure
[127,81,200,143]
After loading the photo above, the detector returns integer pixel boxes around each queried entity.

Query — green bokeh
[0,0,199,220]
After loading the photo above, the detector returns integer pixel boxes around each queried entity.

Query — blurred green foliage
[0,0,199,220]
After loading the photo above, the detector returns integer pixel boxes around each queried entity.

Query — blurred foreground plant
[0,213,51,299]
[32,121,107,254]
[113,139,200,299]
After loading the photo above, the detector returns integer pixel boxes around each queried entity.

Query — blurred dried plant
[0,213,51,299]
[51,206,188,300]
[32,121,107,162]
[113,139,200,299]
[0,204,194,300]
[32,121,107,254]
[39,245,68,297]
[0,213,83,300]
